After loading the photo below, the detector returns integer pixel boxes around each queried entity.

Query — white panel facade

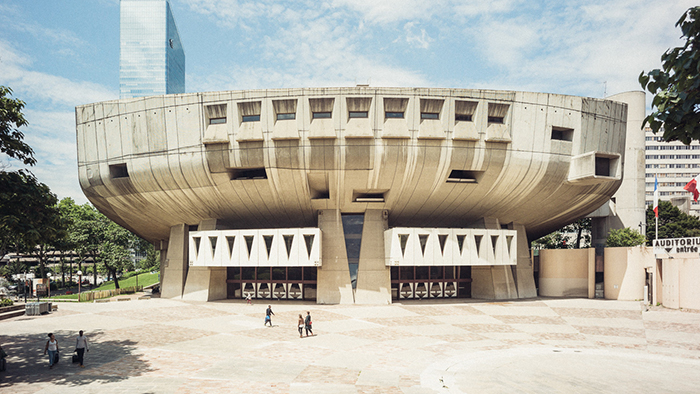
[189,228,321,267]
[384,228,517,266]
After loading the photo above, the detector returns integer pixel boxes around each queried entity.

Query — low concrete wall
[604,246,653,301]
[662,257,700,310]
[538,248,589,297]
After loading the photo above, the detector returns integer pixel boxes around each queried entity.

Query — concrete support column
[471,217,518,300]
[512,223,537,298]
[317,209,354,304]
[161,223,188,299]
[355,210,391,304]
[182,219,227,301]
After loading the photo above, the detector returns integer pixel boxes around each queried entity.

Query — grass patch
[94,272,159,291]
[49,294,79,300]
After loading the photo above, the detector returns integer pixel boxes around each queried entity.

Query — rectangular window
[551,127,574,141]
[276,113,295,120]
[595,157,610,176]
[312,111,332,119]
[385,111,404,119]
[242,115,260,122]
[230,168,267,180]
[354,193,385,202]
[421,112,439,120]
[455,114,472,122]
[446,169,481,183]
[349,111,368,118]
[487,116,504,124]
[109,163,129,179]
[209,117,226,125]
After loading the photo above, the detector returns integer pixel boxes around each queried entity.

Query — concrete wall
[316,209,354,304]
[538,248,590,297]
[661,257,700,310]
[538,246,654,301]
[603,246,653,301]
[355,210,391,304]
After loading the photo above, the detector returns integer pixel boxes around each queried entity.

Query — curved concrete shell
[76,87,627,244]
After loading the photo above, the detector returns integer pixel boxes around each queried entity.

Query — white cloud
[462,1,698,97]
[403,22,433,49]
[185,1,430,91]
[0,39,115,106]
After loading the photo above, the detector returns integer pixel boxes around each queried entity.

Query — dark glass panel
[288,267,302,281]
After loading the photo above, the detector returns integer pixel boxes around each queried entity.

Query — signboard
[653,237,700,256]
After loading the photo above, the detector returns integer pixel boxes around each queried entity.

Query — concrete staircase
[0,304,26,321]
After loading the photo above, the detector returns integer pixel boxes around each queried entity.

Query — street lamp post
[47,273,52,299]
[77,270,82,299]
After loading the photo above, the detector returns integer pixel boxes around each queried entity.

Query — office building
[645,127,700,217]
[119,0,185,99]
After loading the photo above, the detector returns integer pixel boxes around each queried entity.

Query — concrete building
[75,87,629,304]
[119,0,185,99]
[645,127,700,217]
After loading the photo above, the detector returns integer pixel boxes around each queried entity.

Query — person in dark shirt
[265,305,274,327]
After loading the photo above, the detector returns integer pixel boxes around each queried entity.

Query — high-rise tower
[119,0,185,99]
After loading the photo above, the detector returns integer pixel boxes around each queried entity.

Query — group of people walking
[43,330,89,369]
[263,305,314,337]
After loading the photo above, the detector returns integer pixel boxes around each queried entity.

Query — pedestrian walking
[304,311,313,336]
[43,333,59,369]
[265,305,274,327]
[246,293,252,305]
[74,330,89,368]
[298,314,305,338]
[0,344,7,372]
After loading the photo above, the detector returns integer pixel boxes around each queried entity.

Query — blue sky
[0,0,695,204]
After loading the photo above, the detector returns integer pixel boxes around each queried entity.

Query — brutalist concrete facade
[76,87,628,304]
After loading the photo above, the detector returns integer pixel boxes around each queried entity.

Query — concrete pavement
[1,297,699,393]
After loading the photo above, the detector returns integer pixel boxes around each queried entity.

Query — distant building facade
[645,127,700,217]
[119,0,185,99]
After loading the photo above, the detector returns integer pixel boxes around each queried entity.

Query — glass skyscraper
[120,0,185,99]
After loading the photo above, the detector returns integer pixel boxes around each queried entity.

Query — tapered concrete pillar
[355,210,391,304]
[161,223,188,299]
[471,217,518,300]
[182,219,227,301]
[512,223,537,298]
[317,209,355,304]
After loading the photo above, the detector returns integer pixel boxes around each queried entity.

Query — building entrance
[227,267,317,301]
[390,266,471,300]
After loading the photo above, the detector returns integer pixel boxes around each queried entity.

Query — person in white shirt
[44,333,59,369]
[75,330,89,368]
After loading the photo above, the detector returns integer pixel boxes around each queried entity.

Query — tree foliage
[0,86,35,165]
[639,7,700,144]
[605,228,646,247]
[645,201,700,244]
[531,218,591,249]
[0,170,63,263]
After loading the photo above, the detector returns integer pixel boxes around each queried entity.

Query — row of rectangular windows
[209,111,500,124]
[646,164,700,169]
[646,155,700,160]
[645,145,700,150]
[204,99,509,126]
[645,172,698,177]
[645,182,689,187]
[646,191,697,197]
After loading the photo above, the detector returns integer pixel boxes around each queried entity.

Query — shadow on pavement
[0,330,148,388]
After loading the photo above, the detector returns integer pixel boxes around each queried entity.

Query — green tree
[531,218,591,249]
[639,7,700,144]
[606,228,646,247]
[0,170,63,269]
[0,86,35,165]
[646,201,700,244]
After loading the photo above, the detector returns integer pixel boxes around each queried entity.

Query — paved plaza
[1,296,700,393]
